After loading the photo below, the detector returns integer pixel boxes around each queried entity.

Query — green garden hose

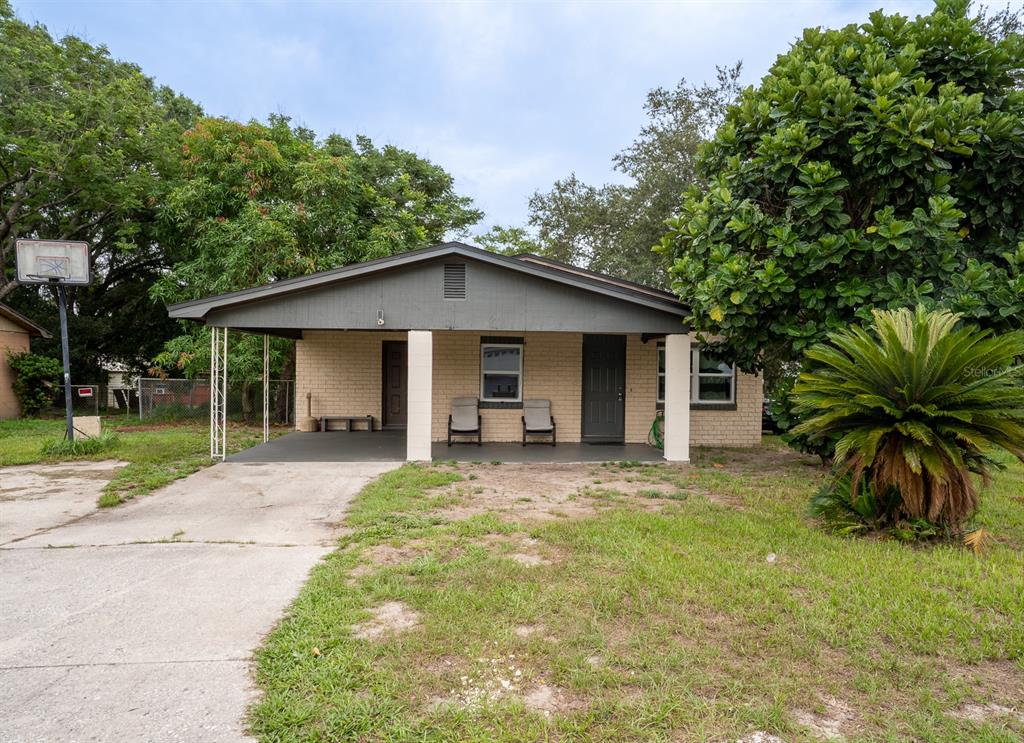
[648,412,664,450]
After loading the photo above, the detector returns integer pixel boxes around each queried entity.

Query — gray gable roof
[167,242,688,336]
[168,242,685,322]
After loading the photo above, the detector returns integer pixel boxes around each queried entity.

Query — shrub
[792,306,1024,530]
[809,473,943,541]
[6,351,62,416]
[809,474,899,535]
[41,432,119,457]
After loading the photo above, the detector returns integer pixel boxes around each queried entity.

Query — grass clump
[40,432,119,457]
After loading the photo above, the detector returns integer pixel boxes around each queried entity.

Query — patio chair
[448,396,482,446]
[522,399,556,446]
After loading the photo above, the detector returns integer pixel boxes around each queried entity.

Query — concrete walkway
[0,460,398,743]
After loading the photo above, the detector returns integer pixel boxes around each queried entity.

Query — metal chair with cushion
[522,399,556,446]
[448,396,482,446]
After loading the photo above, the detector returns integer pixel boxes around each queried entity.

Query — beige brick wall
[431,331,582,442]
[294,330,406,428]
[295,330,761,446]
[1,329,30,418]
[690,371,763,447]
[625,334,658,443]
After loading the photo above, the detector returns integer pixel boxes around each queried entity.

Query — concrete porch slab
[226,430,664,464]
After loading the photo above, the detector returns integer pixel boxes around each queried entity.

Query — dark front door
[382,341,408,428]
[581,334,626,442]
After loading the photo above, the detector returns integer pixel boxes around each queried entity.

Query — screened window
[657,346,735,404]
[480,344,522,402]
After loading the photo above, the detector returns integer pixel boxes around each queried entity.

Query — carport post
[209,326,228,461]
[221,328,227,458]
[210,328,216,458]
[262,334,269,443]
[406,330,433,461]
[663,333,691,462]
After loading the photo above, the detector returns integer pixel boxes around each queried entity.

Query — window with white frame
[657,345,736,404]
[481,343,523,402]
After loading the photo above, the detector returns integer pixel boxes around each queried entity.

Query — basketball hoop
[15,239,92,441]
[15,240,90,285]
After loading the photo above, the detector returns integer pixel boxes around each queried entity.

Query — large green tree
[481,65,741,288]
[0,1,201,380]
[657,1,1024,372]
[152,115,482,379]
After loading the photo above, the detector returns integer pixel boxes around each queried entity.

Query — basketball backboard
[15,240,90,285]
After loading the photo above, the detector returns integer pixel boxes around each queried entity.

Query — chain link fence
[44,384,138,417]
[42,378,294,426]
[137,378,294,425]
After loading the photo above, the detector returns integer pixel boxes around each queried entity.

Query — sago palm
[791,306,1024,528]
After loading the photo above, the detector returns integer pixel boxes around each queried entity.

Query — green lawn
[0,418,274,507]
[251,447,1024,742]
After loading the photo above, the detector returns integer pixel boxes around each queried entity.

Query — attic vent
[443,263,467,300]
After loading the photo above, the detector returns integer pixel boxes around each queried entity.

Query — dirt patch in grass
[427,650,582,718]
[951,702,1024,725]
[943,657,1024,729]
[350,540,432,577]
[793,695,858,740]
[429,462,694,521]
[473,533,562,567]
[522,683,582,717]
[351,601,421,640]
[948,658,1024,696]
[692,444,821,474]
[736,734,785,743]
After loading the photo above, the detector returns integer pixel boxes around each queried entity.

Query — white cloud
[400,125,566,230]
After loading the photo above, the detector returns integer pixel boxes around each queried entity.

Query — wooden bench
[320,415,374,432]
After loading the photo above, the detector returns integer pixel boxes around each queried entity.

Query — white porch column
[406,330,433,461]
[663,333,691,462]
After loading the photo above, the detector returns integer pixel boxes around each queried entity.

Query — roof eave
[0,304,51,338]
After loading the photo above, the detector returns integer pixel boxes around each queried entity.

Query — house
[168,242,762,461]
[0,304,50,418]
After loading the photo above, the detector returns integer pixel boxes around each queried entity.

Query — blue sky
[17,0,933,235]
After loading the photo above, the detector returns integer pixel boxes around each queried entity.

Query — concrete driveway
[0,460,398,743]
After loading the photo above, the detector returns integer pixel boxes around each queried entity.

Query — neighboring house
[0,304,50,419]
[168,242,762,461]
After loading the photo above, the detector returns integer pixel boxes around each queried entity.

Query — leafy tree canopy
[152,115,482,379]
[474,225,542,256]
[0,0,201,379]
[657,0,1024,372]
[480,65,741,288]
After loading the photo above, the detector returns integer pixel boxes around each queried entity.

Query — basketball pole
[55,281,74,442]
[15,240,88,443]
